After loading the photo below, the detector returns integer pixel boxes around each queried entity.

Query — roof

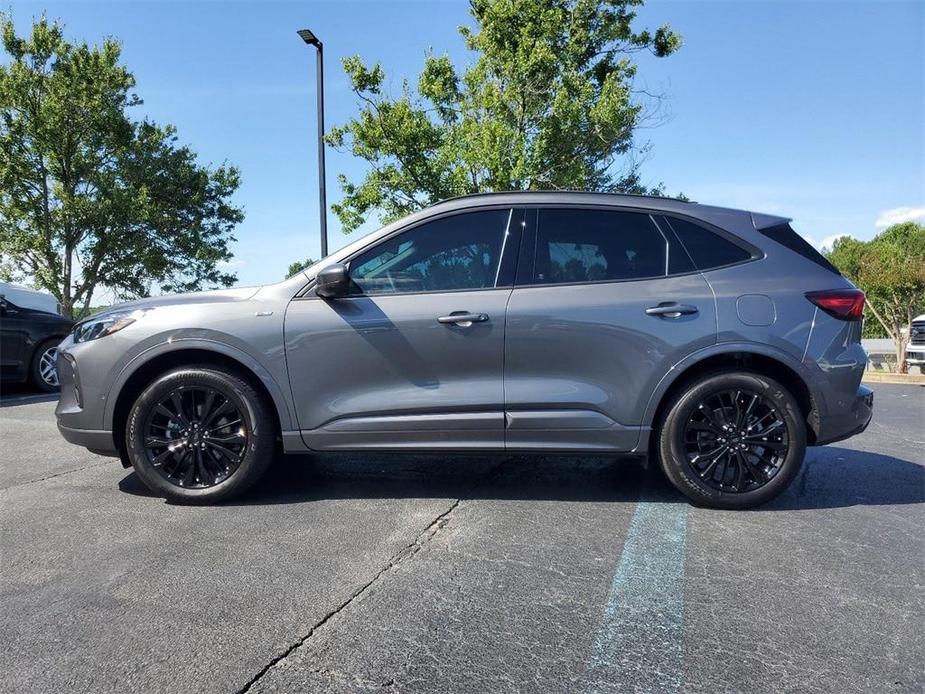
[431,190,699,214]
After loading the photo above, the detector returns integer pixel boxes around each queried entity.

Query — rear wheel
[31,339,62,392]
[657,371,806,510]
[125,366,276,503]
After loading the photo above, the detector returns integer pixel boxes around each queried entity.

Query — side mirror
[315,263,350,299]
[0,297,7,314]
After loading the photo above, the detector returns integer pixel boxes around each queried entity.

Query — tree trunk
[895,340,908,374]
[864,300,908,373]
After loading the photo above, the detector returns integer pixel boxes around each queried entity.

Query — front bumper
[55,343,119,457]
[57,423,118,457]
[814,385,873,446]
[905,347,925,365]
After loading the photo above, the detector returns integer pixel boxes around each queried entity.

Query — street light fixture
[297,27,328,258]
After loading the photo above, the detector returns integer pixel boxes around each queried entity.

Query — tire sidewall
[658,371,806,510]
[126,367,274,503]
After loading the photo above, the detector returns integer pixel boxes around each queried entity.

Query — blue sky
[6,0,925,292]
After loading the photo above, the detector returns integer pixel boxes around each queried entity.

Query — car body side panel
[701,261,815,365]
[503,272,717,451]
[284,290,512,450]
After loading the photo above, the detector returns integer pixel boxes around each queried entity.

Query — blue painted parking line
[586,501,690,693]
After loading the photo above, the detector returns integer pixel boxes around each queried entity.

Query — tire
[657,371,806,510]
[125,366,276,504]
[31,338,63,392]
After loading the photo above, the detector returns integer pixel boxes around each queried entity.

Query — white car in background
[907,314,925,369]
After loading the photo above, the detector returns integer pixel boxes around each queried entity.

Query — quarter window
[532,208,667,284]
[348,209,511,295]
[664,217,753,270]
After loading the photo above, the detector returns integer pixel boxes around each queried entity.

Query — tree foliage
[826,222,925,372]
[327,0,681,233]
[0,15,243,317]
[286,258,317,279]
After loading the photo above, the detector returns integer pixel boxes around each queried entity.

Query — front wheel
[31,339,62,392]
[125,366,276,503]
[657,371,806,510]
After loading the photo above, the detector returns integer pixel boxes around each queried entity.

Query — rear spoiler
[751,212,792,230]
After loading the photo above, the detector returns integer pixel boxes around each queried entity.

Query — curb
[862,373,925,385]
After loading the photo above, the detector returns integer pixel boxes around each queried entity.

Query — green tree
[826,222,925,372]
[286,258,317,279]
[0,16,242,318]
[327,0,681,233]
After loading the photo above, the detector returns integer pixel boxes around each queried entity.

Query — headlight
[73,309,148,343]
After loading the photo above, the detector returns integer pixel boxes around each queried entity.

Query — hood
[101,286,262,313]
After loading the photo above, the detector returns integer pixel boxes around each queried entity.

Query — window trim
[294,205,520,300]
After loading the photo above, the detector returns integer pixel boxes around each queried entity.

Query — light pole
[297,28,328,259]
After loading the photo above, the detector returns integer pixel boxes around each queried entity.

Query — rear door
[503,206,717,451]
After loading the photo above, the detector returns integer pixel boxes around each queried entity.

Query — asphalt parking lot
[0,383,922,694]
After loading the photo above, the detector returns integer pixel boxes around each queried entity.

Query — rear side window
[757,223,841,275]
[664,217,753,270]
[531,208,667,284]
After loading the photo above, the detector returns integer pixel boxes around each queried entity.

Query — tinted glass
[665,217,753,270]
[348,209,511,295]
[757,223,841,275]
[532,209,666,284]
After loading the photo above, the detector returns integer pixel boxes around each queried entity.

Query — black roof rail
[439,190,697,204]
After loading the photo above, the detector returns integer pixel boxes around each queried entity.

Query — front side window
[532,208,667,284]
[348,209,511,295]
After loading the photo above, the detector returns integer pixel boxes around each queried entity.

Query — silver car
[55,192,873,509]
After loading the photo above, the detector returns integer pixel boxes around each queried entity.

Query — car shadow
[117,445,923,511]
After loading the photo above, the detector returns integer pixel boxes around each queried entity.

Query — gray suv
[55,192,873,509]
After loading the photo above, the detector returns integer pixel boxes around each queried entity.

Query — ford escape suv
[55,192,873,509]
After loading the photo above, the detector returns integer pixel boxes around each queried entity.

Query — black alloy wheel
[682,389,788,493]
[143,386,248,488]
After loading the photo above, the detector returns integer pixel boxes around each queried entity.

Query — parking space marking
[586,501,689,693]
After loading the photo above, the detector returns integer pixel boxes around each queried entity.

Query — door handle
[645,303,698,318]
[437,312,489,326]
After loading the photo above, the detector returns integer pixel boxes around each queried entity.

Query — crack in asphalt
[234,457,511,694]
[0,459,113,492]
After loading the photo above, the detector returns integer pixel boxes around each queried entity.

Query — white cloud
[217,259,246,270]
[874,206,925,229]
[805,233,849,253]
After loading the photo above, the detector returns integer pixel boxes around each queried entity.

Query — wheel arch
[642,346,820,453]
[107,343,291,460]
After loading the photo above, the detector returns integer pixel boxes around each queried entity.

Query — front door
[504,207,717,451]
[284,207,517,450]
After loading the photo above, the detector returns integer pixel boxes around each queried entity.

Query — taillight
[805,289,865,321]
